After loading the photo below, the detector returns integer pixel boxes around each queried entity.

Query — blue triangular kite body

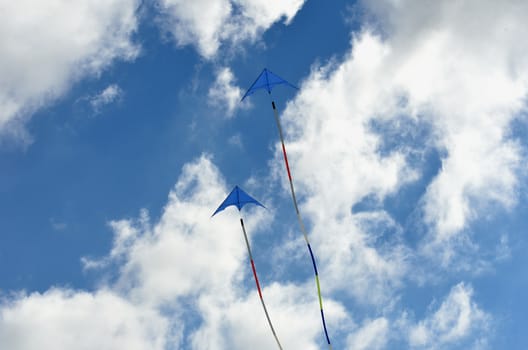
[212,186,265,216]
[241,68,298,101]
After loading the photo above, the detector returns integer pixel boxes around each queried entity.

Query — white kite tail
[271,100,332,350]
[240,218,284,350]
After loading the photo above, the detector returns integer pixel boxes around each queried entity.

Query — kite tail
[240,218,283,350]
[271,100,332,349]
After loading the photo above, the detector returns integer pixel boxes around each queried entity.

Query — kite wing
[241,68,298,101]
[212,185,265,216]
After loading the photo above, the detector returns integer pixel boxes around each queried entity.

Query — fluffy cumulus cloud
[208,67,246,117]
[408,283,490,349]
[0,156,342,349]
[0,0,140,144]
[346,317,389,350]
[156,0,306,58]
[0,289,169,350]
[384,0,526,238]
[110,155,248,304]
[0,0,304,144]
[343,283,489,349]
[104,155,348,349]
[278,0,528,284]
[279,32,414,304]
[0,151,489,350]
[364,0,528,251]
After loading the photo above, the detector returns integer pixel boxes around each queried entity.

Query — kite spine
[271,101,332,349]
[240,218,283,350]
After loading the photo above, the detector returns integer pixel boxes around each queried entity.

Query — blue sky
[1,0,527,349]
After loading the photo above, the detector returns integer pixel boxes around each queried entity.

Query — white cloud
[346,317,389,350]
[408,283,490,349]
[316,211,409,305]
[208,67,245,117]
[109,155,247,304]
[275,0,528,283]
[276,34,415,303]
[156,0,306,58]
[90,84,124,113]
[0,0,140,145]
[2,156,352,349]
[361,0,528,251]
[0,289,170,350]
[378,2,528,239]
[83,155,349,349]
[190,282,348,350]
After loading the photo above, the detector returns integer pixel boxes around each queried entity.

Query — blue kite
[212,186,283,350]
[241,68,298,101]
[242,69,333,349]
[212,185,265,216]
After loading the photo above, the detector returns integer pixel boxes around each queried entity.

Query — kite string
[240,218,283,350]
[271,100,333,349]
